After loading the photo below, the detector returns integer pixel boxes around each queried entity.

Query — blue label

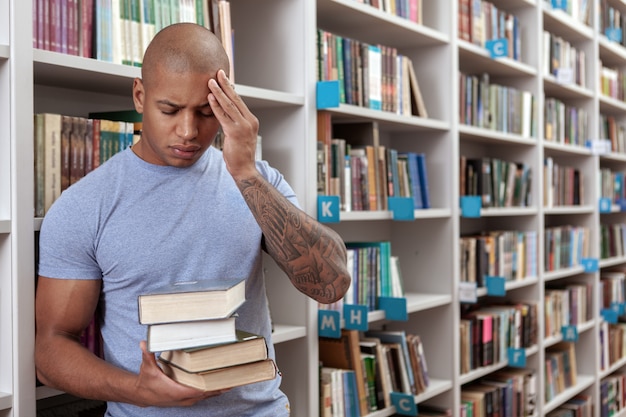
[460,195,482,218]
[486,276,506,296]
[318,310,341,338]
[343,304,369,331]
[599,197,612,213]
[618,199,626,212]
[316,80,341,109]
[378,297,408,321]
[606,27,623,43]
[602,308,619,324]
[551,0,567,10]
[317,195,340,223]
[581,258,598,273]
[390,392,418,416]
[611,302,626,316]
[507,348,526,368]
[388,197,415,221]
[561,325,578,342]
[486,38,508,59]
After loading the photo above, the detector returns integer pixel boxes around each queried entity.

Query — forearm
[35,334,140,405]
[235,173,351,304]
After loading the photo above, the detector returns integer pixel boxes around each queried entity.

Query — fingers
[208,70,254,123]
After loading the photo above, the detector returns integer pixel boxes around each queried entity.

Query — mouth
[171,145,201,159]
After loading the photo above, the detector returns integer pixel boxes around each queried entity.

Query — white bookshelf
[5,0,626,415]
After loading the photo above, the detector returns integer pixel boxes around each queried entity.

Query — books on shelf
[147,314,237,352]
[158,329,268,373]
[137,277,246,325]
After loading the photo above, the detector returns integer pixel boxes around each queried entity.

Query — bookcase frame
[4,0,626,415]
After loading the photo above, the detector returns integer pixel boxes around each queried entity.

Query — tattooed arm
[237,174,351,304]
[207,69,351,304]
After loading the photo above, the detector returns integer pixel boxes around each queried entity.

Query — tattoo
[237,175,350,303]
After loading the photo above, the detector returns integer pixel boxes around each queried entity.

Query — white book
[147,315,237,352]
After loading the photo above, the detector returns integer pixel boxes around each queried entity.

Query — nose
[176,112,198,140]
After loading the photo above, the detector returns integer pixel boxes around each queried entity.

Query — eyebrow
[156,99,211,109]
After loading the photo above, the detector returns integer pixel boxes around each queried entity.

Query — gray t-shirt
[38,146,296,416]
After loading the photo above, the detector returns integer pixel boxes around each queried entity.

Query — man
[35,22,350,416]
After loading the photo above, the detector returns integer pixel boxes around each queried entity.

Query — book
[147,315,237,353]
[158,329,268,372]
[137,277,246,325]
[159,357,277,391]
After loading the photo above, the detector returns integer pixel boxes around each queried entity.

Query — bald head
[141,23,230,88]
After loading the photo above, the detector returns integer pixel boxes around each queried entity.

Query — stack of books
[137,277,277,391]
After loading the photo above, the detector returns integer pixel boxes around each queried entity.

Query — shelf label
[318,310,341,338]
[486,38,508,59]
[316,80,340,109]
[581,258,598,273]
[611,301,626,316]
[378,297,408,321]
[388,197,415,221]
[602,308,619,324]
[599,197,612,213]
[555,67,573,85]
[485,276,506,296]
[561,325,578,342]
[317,195,340,223]
[459,281,478,304]
[390,392,418,416]
[460,195,482,218]
[551,0,568,11]
[586,139,611,155]
[618,198,626,212]
[343,304,369,331]
[507,348,526,368]
[606,27,623,43]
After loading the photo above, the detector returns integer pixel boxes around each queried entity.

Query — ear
[132,78,145,114]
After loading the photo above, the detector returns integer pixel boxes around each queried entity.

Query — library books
[158,329,268,372]
[138,277,246,325]
[147,315,237,352]
[159,357,277,392]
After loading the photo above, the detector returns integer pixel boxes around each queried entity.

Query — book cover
[158,329,268,372]
[137,277,246,324]
[147,315,237,352]
[159,357,277,391]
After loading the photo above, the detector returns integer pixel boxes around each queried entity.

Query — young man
[35,23,350,416]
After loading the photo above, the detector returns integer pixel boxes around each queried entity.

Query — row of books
[599,0,626,47]
[544,225,591,273]
[137,277,277,391]
[599,167,626,205]
[599,320,626,372]
[544,283,593,338]
[461,367,537,417]
[319,329,432,416]
[543,157,584,207]
[316,29,427,117]
[600,223,626,260]
[599,62,626,103]
[601,372,626,417]
[544,342,578,403]
[33,0,234,77]
[33,112,141,217]
[600,269,626,309]
[544,98,589,148]
[458,0,522,62]
[459,230,538,285]
[546,395,592,417]
[543,30,587,89]
[460,302,539,374]
[543,0,591,25]
[459,156,532,209]
[600,114,626,154]
[317,118,431,212]
[351,0,423,24]
[459,72,537,138]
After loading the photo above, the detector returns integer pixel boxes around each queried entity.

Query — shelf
[366,292,453,323]
[473,207,538,217]
[598,36,626,66]
[543,205,595,215]
[600,255,626,269]
[316,0,449,49]
[0,44,8,60]
[542,374,595,414]
[543,141,592,156]
[600,355,626,379]
[543,266,586,282]
[542,8,594,41]
[599,94,626,115]
[0,392,11,410]
[340,208,452,222]
[458,40,537,78]
[542,75,594,100]
[475,276,539,298]
[36,385,65,401]
[544,319,595,349]
[0,219,9,234]
[459,360,508,385]
[271,324,307,344]
[458,125,537,146]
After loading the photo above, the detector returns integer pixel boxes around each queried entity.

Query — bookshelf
[4,0,626,416]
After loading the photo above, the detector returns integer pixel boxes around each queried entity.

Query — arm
[35,276,221,407]
[208,70,351,304]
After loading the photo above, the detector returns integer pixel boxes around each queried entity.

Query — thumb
[139,340,159,367]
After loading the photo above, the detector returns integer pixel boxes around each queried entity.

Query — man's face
[132,67,221,167]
